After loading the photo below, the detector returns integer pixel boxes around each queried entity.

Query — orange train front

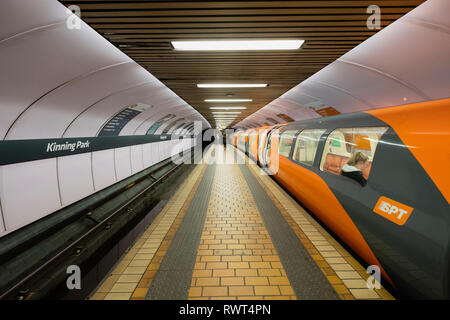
[234,98,450,299]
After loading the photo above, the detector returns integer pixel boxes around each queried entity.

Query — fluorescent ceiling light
[212,111,241,114]
[198,83,267,88]
[209,107,246,110]
[172,40,304,51]
[205,99,252,102]
[214,116,237,119]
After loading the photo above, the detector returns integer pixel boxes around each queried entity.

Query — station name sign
[0,134,191,166]
[46,140,90,153]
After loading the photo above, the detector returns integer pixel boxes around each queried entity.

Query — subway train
[232,98,450,299]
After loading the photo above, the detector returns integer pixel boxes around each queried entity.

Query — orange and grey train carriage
[234,98,450,299]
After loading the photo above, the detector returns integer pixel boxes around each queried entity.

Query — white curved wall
[236,0,450,128]
[0,0,208,237]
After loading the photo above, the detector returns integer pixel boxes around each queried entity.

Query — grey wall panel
[132,101,188,136]
[304,61,425,109]
[156,117,184,135]
[63,83,159,137]
[172,140,180,158]
[57,153,94,206]
[167,141,174,158]
[0,158,61,233]
[92,149,116,191]
[410,0,449,27]
[122,100,184,135]
[172,140,186,157]
[168,141,175,158]
[154,109,197,135]
[257,96,320,126]
[142,143,154,168]
[155,142,164,164]
[0,22,130,140]
[165,141,172,160]
[166,141,172,159]
[114,147,132,182]
[149,142,158,166]
[162,141,170,161]
[287,81,372,113]
[0,0,67,41]
[7,62,151,140]
[130,145,144,174]
[160,142,168,162]
[340,19,450,101]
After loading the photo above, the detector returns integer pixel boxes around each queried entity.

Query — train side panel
[366,98,450,203]
[258,98,450,298]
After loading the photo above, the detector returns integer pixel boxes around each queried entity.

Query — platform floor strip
[89,161,207,300]
[144,164,215,299]
[238,164,340,300]
[245,161,395,300]
[188,164,297,300]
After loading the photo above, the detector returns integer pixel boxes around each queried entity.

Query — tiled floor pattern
[245,158,394,300]
[188,163,296,300]
[89,147,213,300]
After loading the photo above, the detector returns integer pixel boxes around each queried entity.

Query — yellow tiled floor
[188,164,296,300]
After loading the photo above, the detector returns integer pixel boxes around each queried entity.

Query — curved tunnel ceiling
[57,0,426,127]
[235,0,450,129]
[0,0,446,133]
[0,0,210,141]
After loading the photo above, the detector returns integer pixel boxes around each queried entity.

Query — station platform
[89,144,394,300]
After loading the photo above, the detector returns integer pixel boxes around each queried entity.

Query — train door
[262,126,281,172]
[262,129,274,167]
[250,130,259,162]
[244,131,250,155]
[268,128,281,174]
[258,128,270,165]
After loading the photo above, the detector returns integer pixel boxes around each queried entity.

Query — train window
[319,127,389,180]
[238,133,246,151]
[293,129,326,166]
[248,130,258,153]
[278,130,298,157]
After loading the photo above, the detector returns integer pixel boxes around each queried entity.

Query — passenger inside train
[319,127,388,183]
[340,152,370,186]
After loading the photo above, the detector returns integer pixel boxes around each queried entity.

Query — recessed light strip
[172,40,304,51]
[205,99,252,102]
[212,112,241,114]
[209,107,246,110]
[213,117,238,119]
[198,83,267,88]
[213,116,238,118]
